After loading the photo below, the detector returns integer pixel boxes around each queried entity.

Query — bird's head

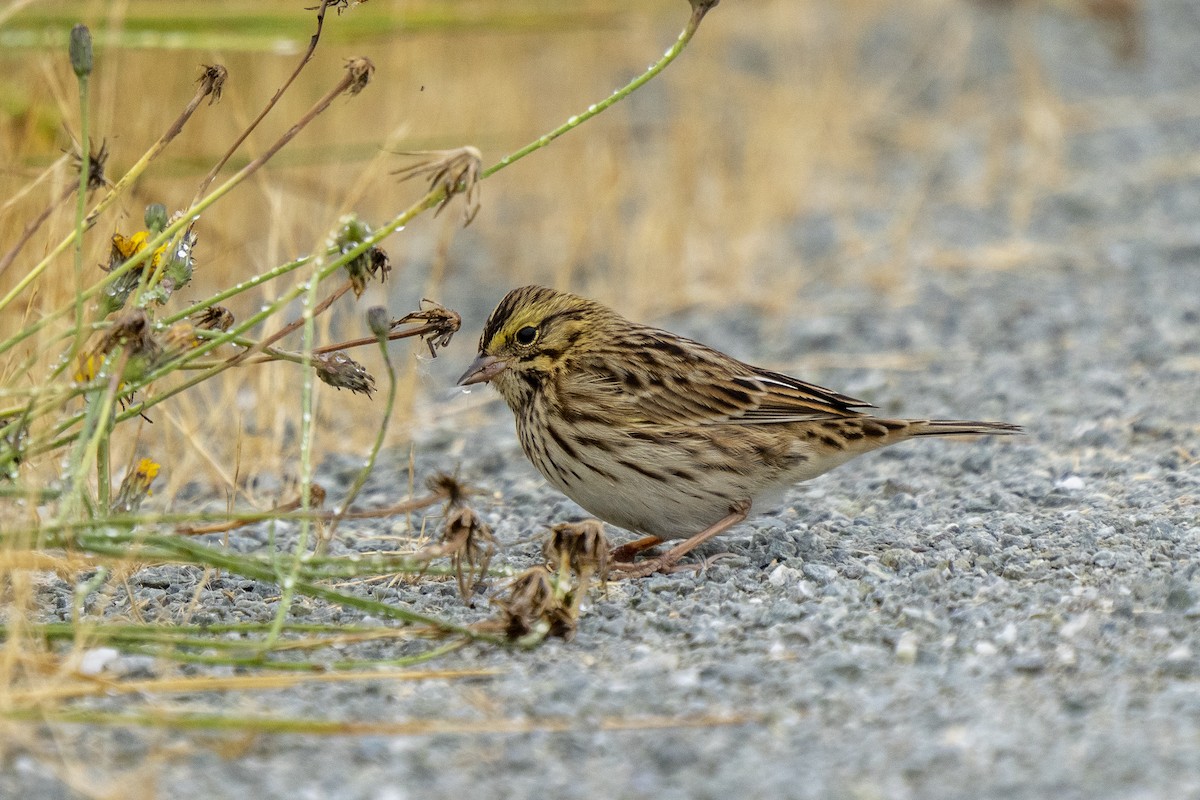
[458,285,606,405]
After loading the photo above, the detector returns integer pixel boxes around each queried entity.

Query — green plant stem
[480,1,716,180]
[8,620,432,640]
[323,329,398,546]
[159,255,314,325]
[4,706,750,736]
[265,250,324,648]
[69,532,499,642]
[96,412,110,510]
[5,493,443,536]
[56,350,125,523]
[5,632,470,672]
[70,66,90,365]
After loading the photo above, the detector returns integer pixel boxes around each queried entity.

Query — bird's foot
[609,503,749,580]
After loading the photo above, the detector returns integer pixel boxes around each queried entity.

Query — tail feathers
[906,419,1022,437]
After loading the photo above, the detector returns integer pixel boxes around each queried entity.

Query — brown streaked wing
[560,326,874,427]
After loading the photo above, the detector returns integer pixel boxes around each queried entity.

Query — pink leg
[611,534,664,562]
[611,502,749,579]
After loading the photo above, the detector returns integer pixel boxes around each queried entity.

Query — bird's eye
[514,325,538,346]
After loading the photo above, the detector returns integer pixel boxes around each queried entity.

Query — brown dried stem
[191,0,341,204]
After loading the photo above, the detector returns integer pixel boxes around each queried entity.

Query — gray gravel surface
[9,3,1200,799]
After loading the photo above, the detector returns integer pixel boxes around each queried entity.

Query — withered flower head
[393,300,461,358]
[426,471,472,507]
[494,566,562,641]
[312,351,375,396]
[342,246,388,299]
[343,56,374,96]
[332,216,388,298]
[441,506,497,600]
[111,458,161,514]
[314,1,361,17]
[369,247,391,281]
[191,305,235,333]
[392,146,482,226]
[198,64,227,104]
[75,310,161,398]
[97,309,156,353]
[69,140,109,192]
[545,520,611,582]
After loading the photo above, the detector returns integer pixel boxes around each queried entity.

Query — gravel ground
[8,3,1200,798]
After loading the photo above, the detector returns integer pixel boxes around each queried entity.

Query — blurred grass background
[0,0,1141,498]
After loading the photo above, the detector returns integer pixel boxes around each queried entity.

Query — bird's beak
[457,354,507,386]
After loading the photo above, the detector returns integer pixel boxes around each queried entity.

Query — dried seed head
[342,246,390,298]
[426,471,472,507]
[69,140,109,192]
[332,216,388,298]
[392,146,482,226]
[442,506,497,600]
[443,507,495,561]
[344,57,374,95]
[192,306,234,332]
[104,310,156,353]
[393,300,461,358]
[495,567,557,640]
[369,247,391,281]
[312,351,375,397]
[74,310,161,415]
[545,520,611,581]
[198,64,227,104]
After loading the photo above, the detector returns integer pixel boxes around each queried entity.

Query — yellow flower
[111,457,162,513]
[109,230,168,272]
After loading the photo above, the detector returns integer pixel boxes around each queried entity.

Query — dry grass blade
[176,484,326,536]
[9,667,499,705]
